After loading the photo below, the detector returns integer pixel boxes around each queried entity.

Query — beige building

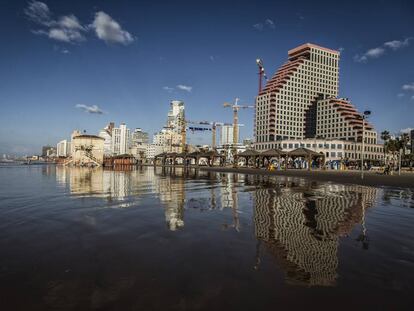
[254,43,384,163]
[71,135,105,166]
[153,129,182,153]
[255,43,339,144]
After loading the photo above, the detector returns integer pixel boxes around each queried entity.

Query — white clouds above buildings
[402,82,414,91]
[91,11,134,45]
[25,1,134,46]
[354,38,412,62]
[75,104,104,114]
[253,18,275,31]
[176,85,192,92]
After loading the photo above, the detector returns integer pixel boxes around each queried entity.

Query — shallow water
[0,165,413,310]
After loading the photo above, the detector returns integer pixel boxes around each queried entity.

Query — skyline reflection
[54,166,385,287]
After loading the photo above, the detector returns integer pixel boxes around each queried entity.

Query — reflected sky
[1,165,413,310]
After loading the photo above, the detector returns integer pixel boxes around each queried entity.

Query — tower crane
[256,58,268,93]
[223,98,254,147]
[187,120,239,150]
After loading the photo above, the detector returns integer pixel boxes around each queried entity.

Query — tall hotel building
[254,43,383,162]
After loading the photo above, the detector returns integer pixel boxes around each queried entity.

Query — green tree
[380,130,391,164]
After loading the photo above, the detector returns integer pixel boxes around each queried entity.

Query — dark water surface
[0,165,413,310]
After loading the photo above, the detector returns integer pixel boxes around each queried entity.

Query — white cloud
[163,86,174,92]
[354,47,384,62]
[402,82,414,91]
[58,15,84,30]
[253,18,275,31]
[265,19,275,29]
[75,104,104,114]
[24,1,52,26]
[384,38,412,50]
[253,23,263,31]
[176,85,192,92]
[25,2,86,43]
[209,55,215,62]
[354,38,412,62]
[48,27,85,43]
[412,95,414,101]
[91,11,134,45]
[365,47,385,57]
[338,47,345,53]
[397,93,405,98]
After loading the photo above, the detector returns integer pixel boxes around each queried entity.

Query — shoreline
[198,166,414,189]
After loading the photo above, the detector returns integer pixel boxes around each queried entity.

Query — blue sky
[0,0,413,155]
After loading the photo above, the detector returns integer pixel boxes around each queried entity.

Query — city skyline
[1,0,414,155]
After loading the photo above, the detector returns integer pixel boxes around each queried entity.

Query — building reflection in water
[252,177,377,287]
[55,166,381,286]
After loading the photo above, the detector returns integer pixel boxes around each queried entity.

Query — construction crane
[256,58,268,93]
[223,98,254,146]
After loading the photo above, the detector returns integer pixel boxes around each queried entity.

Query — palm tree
[399,133,410,156]
[380,130,391,164]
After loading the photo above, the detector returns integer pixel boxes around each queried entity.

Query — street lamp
[361,110,371,179]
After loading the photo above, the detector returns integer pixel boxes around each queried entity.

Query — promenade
[199,166,414,189]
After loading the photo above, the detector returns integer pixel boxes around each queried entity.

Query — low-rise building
[71,135,105,166]
[266,138,384,164]
[146,144,164,159]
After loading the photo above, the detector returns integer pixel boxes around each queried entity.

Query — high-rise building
[111,123,130,155]
[313,97,377,144]
[220,125,234,145]
[98,122,114,155]
[253,43,383,163]
[151,101,186,153]
[255,43,339,145]
[57,140,71,157]
[167,100,185,133]
[131,128,149,146]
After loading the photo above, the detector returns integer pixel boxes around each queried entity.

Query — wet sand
[200,167,414,189]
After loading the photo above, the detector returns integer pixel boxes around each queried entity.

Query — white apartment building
[220,125,234,145]
[111,123,130,155]
[150,101,186,153]
[167,100,185,133]
[57,139,71,157]
[98,122,114,156]
[255,43,339,145]
[146,143,164,159]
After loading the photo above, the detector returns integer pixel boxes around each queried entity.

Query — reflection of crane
[256,58,268,93]
[223,98,254,146]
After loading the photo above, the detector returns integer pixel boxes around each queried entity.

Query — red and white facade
[255,43,339,148]
[253,43,384,163]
